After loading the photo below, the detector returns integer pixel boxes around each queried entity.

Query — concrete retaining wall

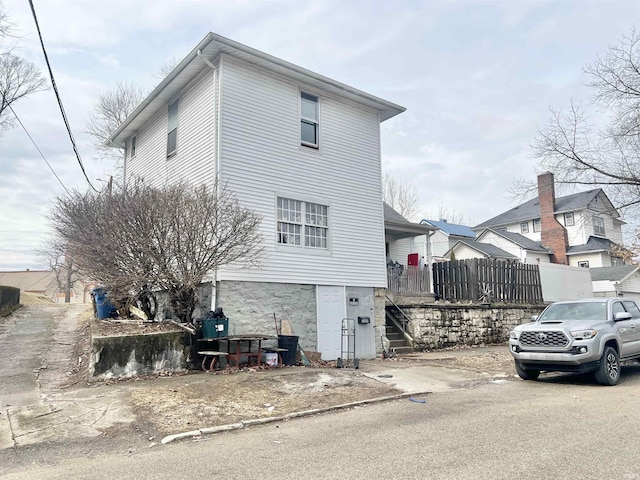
[90,328,189,379]
[402,303,546,350]
[0,286,20,315]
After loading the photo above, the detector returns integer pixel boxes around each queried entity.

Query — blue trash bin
[92,287,117,319]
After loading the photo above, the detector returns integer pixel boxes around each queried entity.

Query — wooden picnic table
[198,335,276,369]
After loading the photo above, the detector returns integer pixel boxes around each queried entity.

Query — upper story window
[520,222,529,234]
[167,99,179,157]
[533,218,541,233]
[277,197,328,248]
[593,216,605,236]
[564,212,575,226]
[300,92,319,148]
[130,135,137,159]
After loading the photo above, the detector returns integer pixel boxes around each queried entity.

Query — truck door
[613,301,636,357]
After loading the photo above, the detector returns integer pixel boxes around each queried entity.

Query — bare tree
[50,180,263,323]
[37,239,82,303]
[85,81,146,162]
[0,4,47,134]
[153,57,179,80]
[423,202,470,225]
[382,173,420,221]
[531,29,640,215]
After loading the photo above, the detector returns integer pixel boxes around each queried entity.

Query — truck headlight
[571,330,598,340]
[509,331,520,340]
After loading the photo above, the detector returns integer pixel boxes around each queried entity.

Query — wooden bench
[260,346,288,367]
[197,351,228,372]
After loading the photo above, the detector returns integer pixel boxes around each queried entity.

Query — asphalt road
[3,364,640,480]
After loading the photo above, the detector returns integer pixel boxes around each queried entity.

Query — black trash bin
[277,335,299,366]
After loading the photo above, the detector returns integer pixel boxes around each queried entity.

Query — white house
[421,219,475,259]
[106,33,405,360]
[591,265,640,301]
[472,173,626,268]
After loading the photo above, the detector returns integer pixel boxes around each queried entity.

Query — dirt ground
[125,368,399,436]
[401,350,515,375]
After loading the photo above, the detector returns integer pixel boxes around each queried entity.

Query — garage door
[317,286,346,360]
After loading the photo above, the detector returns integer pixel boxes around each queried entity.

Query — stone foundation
[402,303,546,350]
[216,280,317,351]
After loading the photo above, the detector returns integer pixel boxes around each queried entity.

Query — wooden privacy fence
[387,265,430,294]
[432,258,543,304]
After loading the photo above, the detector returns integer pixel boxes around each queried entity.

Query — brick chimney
[538,172,569,264]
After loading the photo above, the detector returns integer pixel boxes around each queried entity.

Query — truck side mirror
[614,312,632,321]
[530,315,538,322]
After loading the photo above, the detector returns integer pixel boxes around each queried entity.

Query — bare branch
[382,173,420,221]
[49,180,263,322]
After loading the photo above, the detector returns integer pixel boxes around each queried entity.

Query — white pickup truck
[509,298,640,385]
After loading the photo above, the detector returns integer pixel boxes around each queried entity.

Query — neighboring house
[445,240,517,261]
[420,219,475,259]
[591,265,640,301]
[385,203,434,268]
[472,172,626,268]
[0,270,90,303]
[451,228,553,264]
[106,33,405,360]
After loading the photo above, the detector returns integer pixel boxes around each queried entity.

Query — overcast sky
[1,0,639,271]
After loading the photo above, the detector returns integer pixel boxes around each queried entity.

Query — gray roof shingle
[452,240,518,259]
[479,228,552,253]
[590,265,639,282]
[474,189,603,229]
[566,236,616,254]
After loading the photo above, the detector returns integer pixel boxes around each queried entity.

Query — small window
[167,99,179,157]
[578,261,590,268]
[277,197,328,248]
[564,212,574,226]
[130,135,137,158]
[533,218,541,233]
[300,92,318,148]
[520,222,529,234]
[593,216,605,236]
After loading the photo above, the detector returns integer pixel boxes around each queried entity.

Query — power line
[8,103,71,195]
[27,0,98,192]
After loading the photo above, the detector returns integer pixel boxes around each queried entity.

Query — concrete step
[389,339,409,348]
[390,346,414,355]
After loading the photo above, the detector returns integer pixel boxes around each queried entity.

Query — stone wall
[90,329,189,379]
[0,286,20,315]
[404,303,546,350]
[216,280,317,351]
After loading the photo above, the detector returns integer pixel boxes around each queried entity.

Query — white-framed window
[277,197,328,248]
[593,216,605,236]
[167,99,179,157]
[578,261,590,268]
[300,92,319,148]
[130,135,137,158]
[520,222,529,234]
[533,218,541,233]
[564,211,574,226]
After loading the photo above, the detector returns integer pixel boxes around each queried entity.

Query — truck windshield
[539,302,608,322]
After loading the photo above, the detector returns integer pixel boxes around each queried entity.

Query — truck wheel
[594,346,620,386]
[515,361,540,380]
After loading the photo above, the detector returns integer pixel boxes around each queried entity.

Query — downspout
[197,49,219,310]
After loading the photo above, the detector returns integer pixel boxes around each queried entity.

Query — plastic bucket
[277,335,299,366]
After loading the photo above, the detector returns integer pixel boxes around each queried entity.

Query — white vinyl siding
[125,70,217,188]
[217,55,385,287]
